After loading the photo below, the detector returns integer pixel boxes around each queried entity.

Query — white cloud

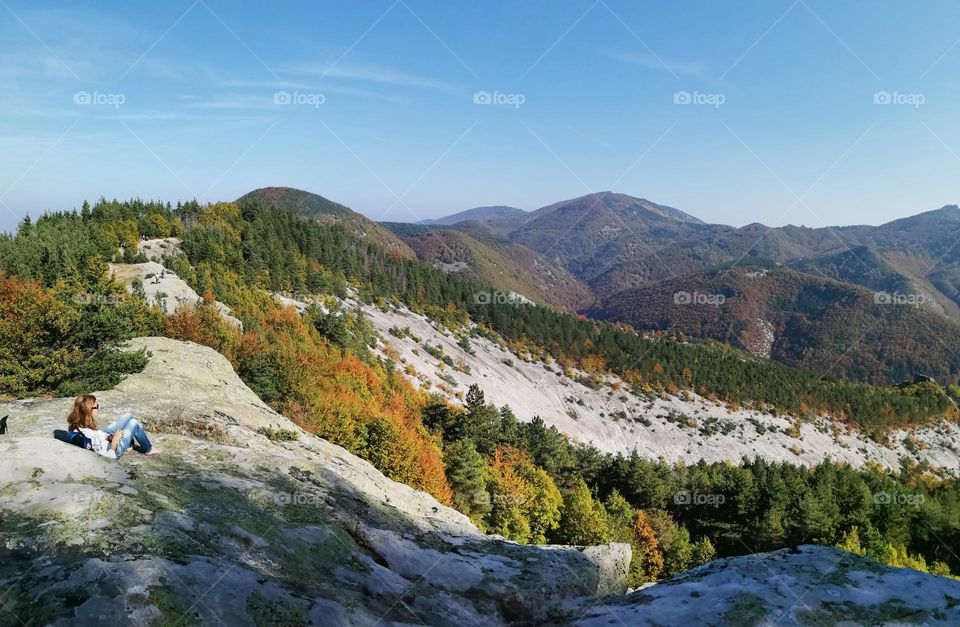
[602,50,715,82]
[219,79,315,90]
[216,78,412,103]
[284,60,452,90]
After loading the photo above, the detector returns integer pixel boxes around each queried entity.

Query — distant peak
[879,203,960,229]
[420,205,528,226]
[243,186,302,197]
[534,191,703,224]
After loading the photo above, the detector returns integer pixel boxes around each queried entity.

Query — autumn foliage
[0,272,152,397]
[168,292,454,505]
[0,274,79,395]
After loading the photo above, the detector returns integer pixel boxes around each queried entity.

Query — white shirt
[78,427,117,459]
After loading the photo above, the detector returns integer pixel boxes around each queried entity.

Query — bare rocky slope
[358,299,960,476]
[3,338,960,625]
[108,259,242,330]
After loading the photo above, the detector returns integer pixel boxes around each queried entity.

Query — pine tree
[445,439,491,526]
[836,526,865,556]
[691,537,716,566]
[498,405,521,447]
[465,383,485,411]
[463,384,500,454]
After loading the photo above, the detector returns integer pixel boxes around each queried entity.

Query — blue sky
[2,0,960,232]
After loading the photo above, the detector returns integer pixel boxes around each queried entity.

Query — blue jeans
[103,414,153,458]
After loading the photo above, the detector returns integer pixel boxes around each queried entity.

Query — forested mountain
[418,192,960,384]
[237,186,415,259]
[589,265,960,385]
[506,192,703,281]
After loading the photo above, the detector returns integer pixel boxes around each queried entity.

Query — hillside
[5,338,960,625]
[108,239,243,330]
[384,222,593,310]
[316,292,960,472]
[237,187,416,259]
[788,245,914,295]
[590,265,960,385]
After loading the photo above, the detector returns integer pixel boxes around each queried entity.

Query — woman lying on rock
[67,395,160,459]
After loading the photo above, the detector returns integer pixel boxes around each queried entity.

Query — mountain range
[245,187,960,386]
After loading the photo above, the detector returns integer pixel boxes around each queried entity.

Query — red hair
[68,395,97,431]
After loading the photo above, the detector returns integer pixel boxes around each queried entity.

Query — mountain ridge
[419,205,527,226]
[236,186,960,384]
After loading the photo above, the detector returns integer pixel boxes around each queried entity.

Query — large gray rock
[578,545,960,626]
[0,337,629,626]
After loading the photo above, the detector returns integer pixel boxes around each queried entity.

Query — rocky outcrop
[3,337,958,626]
[0,337,628,626]
[578,545,960,626]
[108,262,242,329]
